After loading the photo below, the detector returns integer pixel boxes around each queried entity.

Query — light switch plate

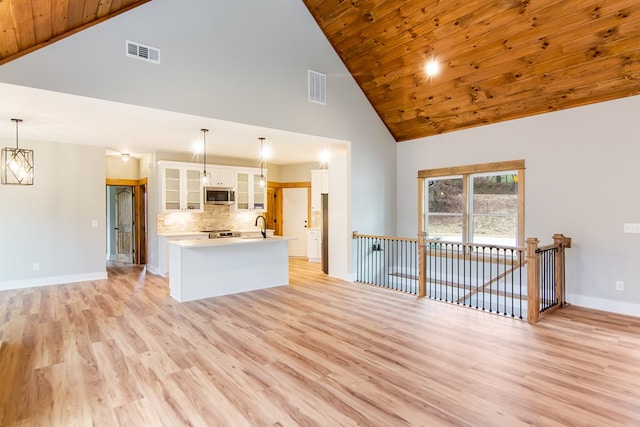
[623,223,640,233]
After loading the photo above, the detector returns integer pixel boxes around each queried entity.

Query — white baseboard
[566,293,640,318]
[0,271,108,291]
[146,263,165,277]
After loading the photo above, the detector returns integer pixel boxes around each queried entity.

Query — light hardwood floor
[1,259,640,426]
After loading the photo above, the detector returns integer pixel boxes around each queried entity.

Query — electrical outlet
[623,223,640,233]
[616,281,624,291]
[33,263,40,271]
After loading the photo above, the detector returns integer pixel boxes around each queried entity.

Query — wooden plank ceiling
[0,0,150,67]
[303,0,640,141]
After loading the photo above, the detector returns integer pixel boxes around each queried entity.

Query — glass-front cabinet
[184,169,203,210]
[164,167,181,210]
[159,162,204,212]
[236,169,266,211]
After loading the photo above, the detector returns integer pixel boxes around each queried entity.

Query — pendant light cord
[201,128,209,177]
[259,137,265,179]
[12,118,22,149]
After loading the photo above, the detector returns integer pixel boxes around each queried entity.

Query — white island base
[169,236,293,302]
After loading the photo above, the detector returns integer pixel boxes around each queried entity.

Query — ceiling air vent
[308,70,326,105]
[125,40,160,64]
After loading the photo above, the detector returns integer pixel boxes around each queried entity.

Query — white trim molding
[0,271,108,291]
[566,293,640,318]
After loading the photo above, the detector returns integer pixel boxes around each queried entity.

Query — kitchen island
[168,236,293,302]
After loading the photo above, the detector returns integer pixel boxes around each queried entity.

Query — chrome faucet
[255,215,267,238]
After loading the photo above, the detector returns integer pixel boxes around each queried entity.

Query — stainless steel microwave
[204,187,235,205]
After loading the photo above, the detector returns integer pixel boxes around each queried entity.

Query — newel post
[417,177,426,298]
[553,234,567,308]
[526,237,540,324]
[418,233,426,297]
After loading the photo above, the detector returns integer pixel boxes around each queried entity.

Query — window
[419,160,524,246]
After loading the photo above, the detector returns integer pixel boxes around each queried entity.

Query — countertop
[169,235,293,248]
[157,229,273,237]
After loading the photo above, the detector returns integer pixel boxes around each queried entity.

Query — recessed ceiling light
[424,59,440,77]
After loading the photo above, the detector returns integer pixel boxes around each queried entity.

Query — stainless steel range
[203,229,241,239]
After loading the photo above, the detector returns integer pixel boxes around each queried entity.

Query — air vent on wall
[308,70,326,105]
[125,40,160,64]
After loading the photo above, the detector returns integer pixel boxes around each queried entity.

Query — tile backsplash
[157,205,265,233]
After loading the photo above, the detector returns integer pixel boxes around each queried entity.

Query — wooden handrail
[422,237,526,253]
[352,232,418,243]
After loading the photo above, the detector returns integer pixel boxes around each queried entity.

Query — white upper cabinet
[236,169,266,211]
[311,169,328,211]
[159,162,204,212]
[158,161,263,213]
[208,168,235,187]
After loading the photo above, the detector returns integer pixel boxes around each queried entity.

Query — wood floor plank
[1,258,640,425]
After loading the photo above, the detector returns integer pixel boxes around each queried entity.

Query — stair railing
[354,232,570,323]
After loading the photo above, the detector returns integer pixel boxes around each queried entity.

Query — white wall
[0,0,397,281]
[106,155,140,179]
[0,140,107,289]
[278,162,317,182]
[397,95,640,316]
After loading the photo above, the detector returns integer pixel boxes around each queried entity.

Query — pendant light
[1,118,34,185]
[201,128,209,185]
[258,137,266,187]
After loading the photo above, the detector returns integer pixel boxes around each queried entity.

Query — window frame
[418,160,525,247]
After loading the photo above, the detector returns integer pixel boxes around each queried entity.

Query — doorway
[268,182,311,257]
[283,187,309,257]
[106,179,147,265]
[265,186,281,235]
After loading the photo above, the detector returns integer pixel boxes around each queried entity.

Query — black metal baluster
[519,249,523,319]
[446,243,450,303]
[412,242,420,295]
[510,249,515,317]
[431,242,435,299]
[369,237,372,283]
[545,249,548,310]
[543,249,547,311]
[503,248,507,315]
[402,239,406,292]
[438,243,443,300]
[480,245,484,309]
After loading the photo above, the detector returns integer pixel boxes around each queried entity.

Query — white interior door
[282,187,308,257]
